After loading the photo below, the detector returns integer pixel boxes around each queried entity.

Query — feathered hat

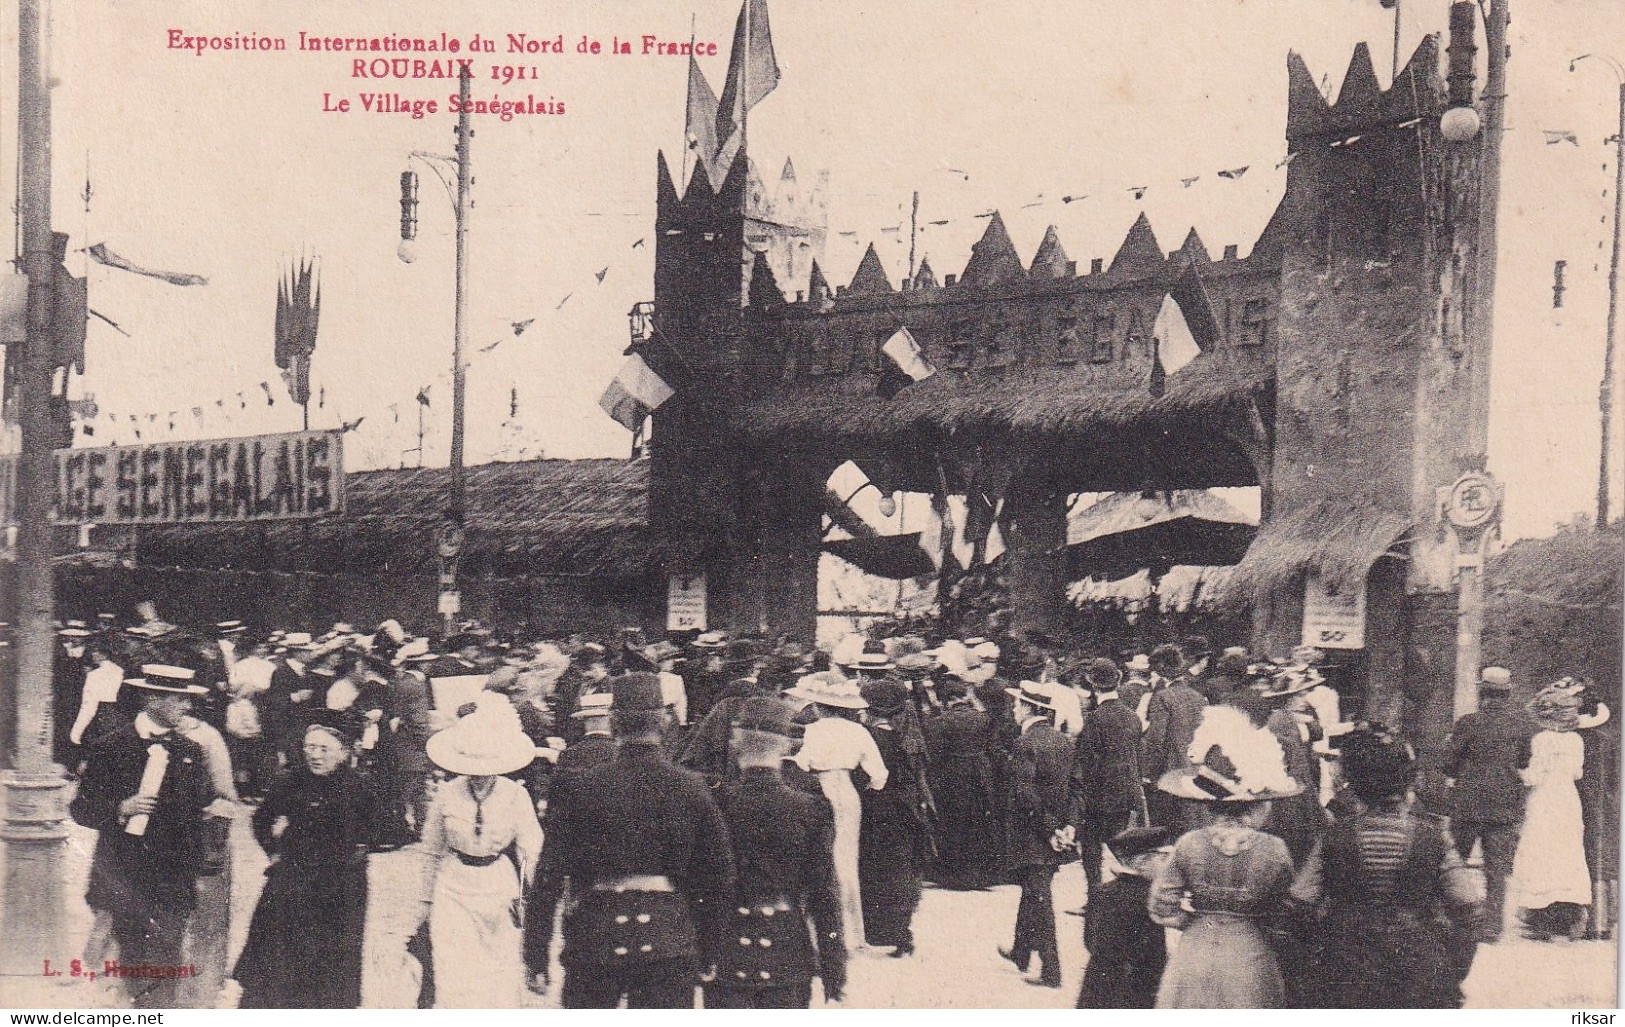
[1158,705,1302,802]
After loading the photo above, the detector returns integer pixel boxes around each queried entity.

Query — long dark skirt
[1303,903,1465,1009]
[234,856,368,1008]
[859,804,924,949]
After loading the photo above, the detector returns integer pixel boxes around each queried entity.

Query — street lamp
[399,67,474,634]
[1569,54,1624,529]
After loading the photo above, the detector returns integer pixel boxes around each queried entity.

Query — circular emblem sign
[1445,472,1499,531]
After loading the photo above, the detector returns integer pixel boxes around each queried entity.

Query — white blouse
[420,775,543,897]
[794,716,889,789]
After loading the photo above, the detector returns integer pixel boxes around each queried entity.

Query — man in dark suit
[1071,659,1144,895]
[1444,666,1534,942]
[705,697,846,1008]
[525,691,619,991]
[548,673,735,1008]
[69,666,215,1008]
[1141,644,1207,832]
[998,682,1076,989]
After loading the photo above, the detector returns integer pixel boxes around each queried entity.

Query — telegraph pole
[2,0,67,981]
[1572,55,1624,530]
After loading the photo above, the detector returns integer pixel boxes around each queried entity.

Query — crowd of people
[48,606,1618,1009]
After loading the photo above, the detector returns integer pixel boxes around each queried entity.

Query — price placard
[666,574,707,632]
[1302,572,1365,650]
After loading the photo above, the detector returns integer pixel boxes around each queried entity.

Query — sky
[0,0,1620,542]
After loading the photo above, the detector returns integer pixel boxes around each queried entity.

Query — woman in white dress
[786,671,888,949]
[421,694,544,1007]
[1511,684,1592,940]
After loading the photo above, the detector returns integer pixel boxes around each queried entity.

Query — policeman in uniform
[69,665,215,1008]
[547,673,735,1008]
[707,697,847,1008]
[525,690,619,992]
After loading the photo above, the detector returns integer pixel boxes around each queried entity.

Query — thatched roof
[1488,522,1622,609]
[736,345,1269,444]
[1226,500,1411,600]
[126,457,652,579]
[1066,489,1257,580]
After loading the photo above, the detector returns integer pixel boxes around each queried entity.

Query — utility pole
[401,69,473,635]
[1466,0,1507,463]
[1572,55,1624,530]
[2,0,67,982]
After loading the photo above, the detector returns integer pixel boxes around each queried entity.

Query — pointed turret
[1332,42,1383,122]
[1382,35,1443,122]
[1107,213,1165,274]
[1176,227,1211,265]
[682,156,715,204]
[960,212,1025,287]
[1029,226,1071,279]
[656,150,680,217]
[807,259,831,303]
[848,244,893,295]
[912,256,939,290]
[1286,51,1332,142]
[745,157,769,217]
[748,250,784,308]
[1251,197,1288,265]
[780,157,796,182]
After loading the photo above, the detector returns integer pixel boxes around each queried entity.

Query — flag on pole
[416,386,432,407]
[275,257,320,407]
[877,326,934,399]
[598,354,675,432]
[685,53,720,168]
[715,0,780,147]
[86,243,208,286]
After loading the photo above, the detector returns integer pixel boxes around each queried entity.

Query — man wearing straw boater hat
[997,681,1076,990]
[547,672,735,1008]
[1443,666,1533,942]
[68,665,215,1008]
[704,697,847,1008]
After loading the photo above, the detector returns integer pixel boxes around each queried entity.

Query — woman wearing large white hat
[786,671,889,950]
[419,694,543,1008]
[1148,705,1301,1008]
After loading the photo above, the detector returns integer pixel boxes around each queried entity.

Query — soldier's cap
[571,691,614,719]
[731,696,802,738]
[609,672,667,712]
[1479,666,1512,691]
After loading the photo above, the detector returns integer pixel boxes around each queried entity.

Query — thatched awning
[823,532,935,580]
[125,457,652,579]
[1227,502,1411,600]
[735,348,1270,444]
[1066,490,1256,579]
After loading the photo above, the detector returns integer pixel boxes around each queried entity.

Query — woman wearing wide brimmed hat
[1258,668,1329,867]
[1510,683,1593,941]
[788,671,888,951]
[1296,724,1484,1009]
[419,694,544,1007]
[1148,705,1301,1008]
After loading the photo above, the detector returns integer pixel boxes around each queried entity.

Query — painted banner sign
[29,430,343,526]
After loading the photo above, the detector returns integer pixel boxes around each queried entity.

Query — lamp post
[1570,54,1625,531]
[399,67,473,634]
[1,0,68,982]
[1439,0,1509,720]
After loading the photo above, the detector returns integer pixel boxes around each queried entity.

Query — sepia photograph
[0,0,1620,1012]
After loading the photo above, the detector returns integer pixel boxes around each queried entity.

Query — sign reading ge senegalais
[43,430,344,525]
